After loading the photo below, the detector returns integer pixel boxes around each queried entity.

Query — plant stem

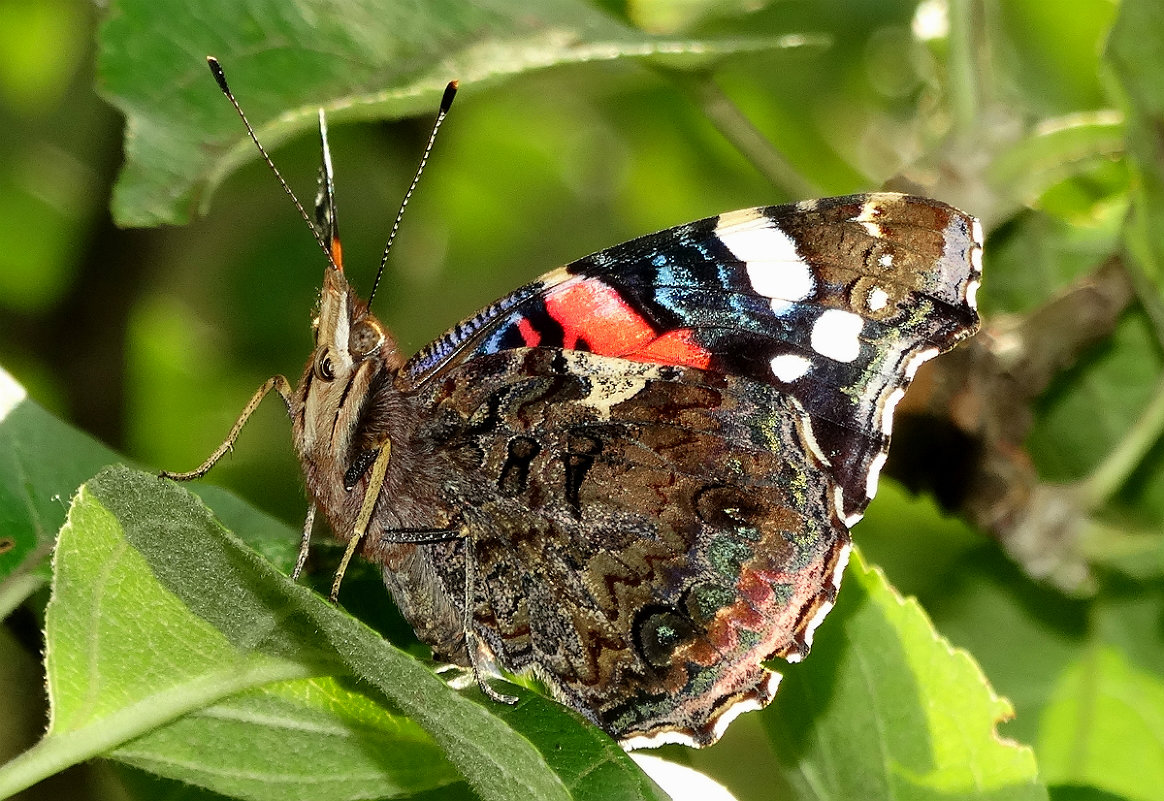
[1079,372,1164,510]
[676,73,819,199]
[946,0,980,138]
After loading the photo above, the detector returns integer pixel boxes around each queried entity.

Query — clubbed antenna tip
[441,80,459,113]
[366,79,460,309]
[207,56,228,93]
[204,55,340,273]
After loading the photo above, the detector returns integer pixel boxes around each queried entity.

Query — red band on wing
[517,317,541,347]
[544,279,712,370]
[631,329,712,370]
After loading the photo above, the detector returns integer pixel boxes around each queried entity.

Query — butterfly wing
[416,348,850,745]
[404,193,981,524]
[396,193,982,745]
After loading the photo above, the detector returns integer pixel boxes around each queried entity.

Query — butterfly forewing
[402,193,981,524]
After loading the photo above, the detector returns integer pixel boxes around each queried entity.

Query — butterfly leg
[330,439,394,602]
[461,530,518,705]
[380,527,464,544]
[160,375,294,481]
[291,503,317,581]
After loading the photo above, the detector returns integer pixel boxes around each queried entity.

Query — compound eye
[315,351,336,381]
[349,320,384,357]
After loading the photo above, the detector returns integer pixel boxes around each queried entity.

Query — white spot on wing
[867,286,890,311]
[810,309,864,362]
[853,198,886,237]
[583,377,643,418]
[711,681,773,741]
[791,398,831,467]
[865,451,888,500]
[878,252,894,268]
[717,222,800,275]
[970,217,985,281]
[621,729,697,750]
[798,542,852,652]
[882,386,906,436]
[792,601,833,661]
[831,541,853,589]
[833,486,849,524]
[904,347,940,380]
[748,256,815,305]
[770,353,812,382]
[769,299,795,316]
[619,669,781,750]
[966,278,980,310]
[716,212,815,312]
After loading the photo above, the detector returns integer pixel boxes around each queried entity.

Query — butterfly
[167,59,982,748]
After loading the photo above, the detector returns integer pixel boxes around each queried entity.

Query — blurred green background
[0,0,1122,524]
[3,0,1163,799]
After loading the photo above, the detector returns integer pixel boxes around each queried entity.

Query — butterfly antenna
[206,56,340,272]
[367,80,458,309]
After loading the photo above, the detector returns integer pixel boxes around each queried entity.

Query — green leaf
[97,0,816,228]
[0,365,121,593]
[985,113,1126,208]
[1026,314,1164,510]
[112,677,461,800]
[0,364,302,611]
[996,0,1116,112]
[477,688,668,801]
[1038,646,1164,801]
[760,552,1045,801]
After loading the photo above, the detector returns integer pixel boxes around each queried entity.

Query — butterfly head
[296,264,404,458]
[316,265,393,360]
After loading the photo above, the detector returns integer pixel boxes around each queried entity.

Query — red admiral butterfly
[166,59,982,748]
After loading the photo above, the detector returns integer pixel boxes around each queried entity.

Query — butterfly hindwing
[414,347,850,745]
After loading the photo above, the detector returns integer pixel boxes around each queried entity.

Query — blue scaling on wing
[403,282,550,383]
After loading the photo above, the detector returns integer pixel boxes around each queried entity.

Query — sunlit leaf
[757,554,1045,801]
